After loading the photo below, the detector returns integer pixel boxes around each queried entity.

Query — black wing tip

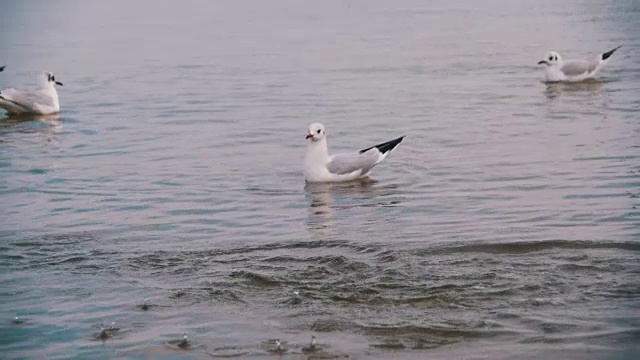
[0,65,5,72]
[360,135,405,154]
[602,45,621,60]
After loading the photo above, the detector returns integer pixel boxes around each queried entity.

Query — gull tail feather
[360,136,405,155]
[602,46,621,61]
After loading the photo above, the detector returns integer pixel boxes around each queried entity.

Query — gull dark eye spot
[549,56,553,61]
[317,129,321,134]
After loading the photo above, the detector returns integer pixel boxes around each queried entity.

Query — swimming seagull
[273,339,287,353]
[537,46,621,82]
[98,322,118,340]
[0,72,63,115]
[302,335,317,353]
[177,333,190,349]
[304,123,405,183]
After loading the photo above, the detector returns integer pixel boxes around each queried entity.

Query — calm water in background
[1,0,639,358]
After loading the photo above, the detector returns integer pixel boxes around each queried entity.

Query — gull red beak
[306,133,313,139]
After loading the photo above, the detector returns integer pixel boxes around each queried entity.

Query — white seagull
[0,72,63,115]
[537,46,621,83]
[304,122,404,183]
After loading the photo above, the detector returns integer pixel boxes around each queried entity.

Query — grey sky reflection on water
[305,180,404,236]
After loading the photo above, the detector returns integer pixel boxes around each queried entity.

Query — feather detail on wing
[326,136,405,176]
[0,88,55,109]
[326,151,379,175]
[560,60,597,77]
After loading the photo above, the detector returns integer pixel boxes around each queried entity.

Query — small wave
[423,240,640,255]
[230,270,284,288]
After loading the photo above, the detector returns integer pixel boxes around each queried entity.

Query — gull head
[538,51,562,66]
[46,72,63,87]
[306,123,326,142]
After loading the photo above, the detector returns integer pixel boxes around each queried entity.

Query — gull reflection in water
[0,113,63,143]
[1,112,62,129]
[543,79,607,100]
[304,178,402,235]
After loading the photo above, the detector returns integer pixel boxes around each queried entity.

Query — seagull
[0,72,63,115]
[304,123,404,183]
[98,322,118,340]
[302,335,317,353]
[537,46,621,82]
[177,334,190,349]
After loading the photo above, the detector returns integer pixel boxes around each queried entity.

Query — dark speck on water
[1,0,640,359]
[137,298,152,311]
[95,322,119,341]
[176,334,190,350]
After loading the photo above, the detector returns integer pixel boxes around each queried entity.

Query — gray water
[1,0,639,359]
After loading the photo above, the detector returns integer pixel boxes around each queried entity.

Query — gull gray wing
[326,136,404,176]
[326,151,379,175]
[561,59,597,77]
[0,88,55,108]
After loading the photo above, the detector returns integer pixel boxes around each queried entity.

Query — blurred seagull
[0,71,63,115]
[177,333,190,349]
[538,46,621,82]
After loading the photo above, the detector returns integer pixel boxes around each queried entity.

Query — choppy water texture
[1,0,640,359]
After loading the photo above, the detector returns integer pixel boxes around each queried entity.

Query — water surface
[1,0,639,359]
